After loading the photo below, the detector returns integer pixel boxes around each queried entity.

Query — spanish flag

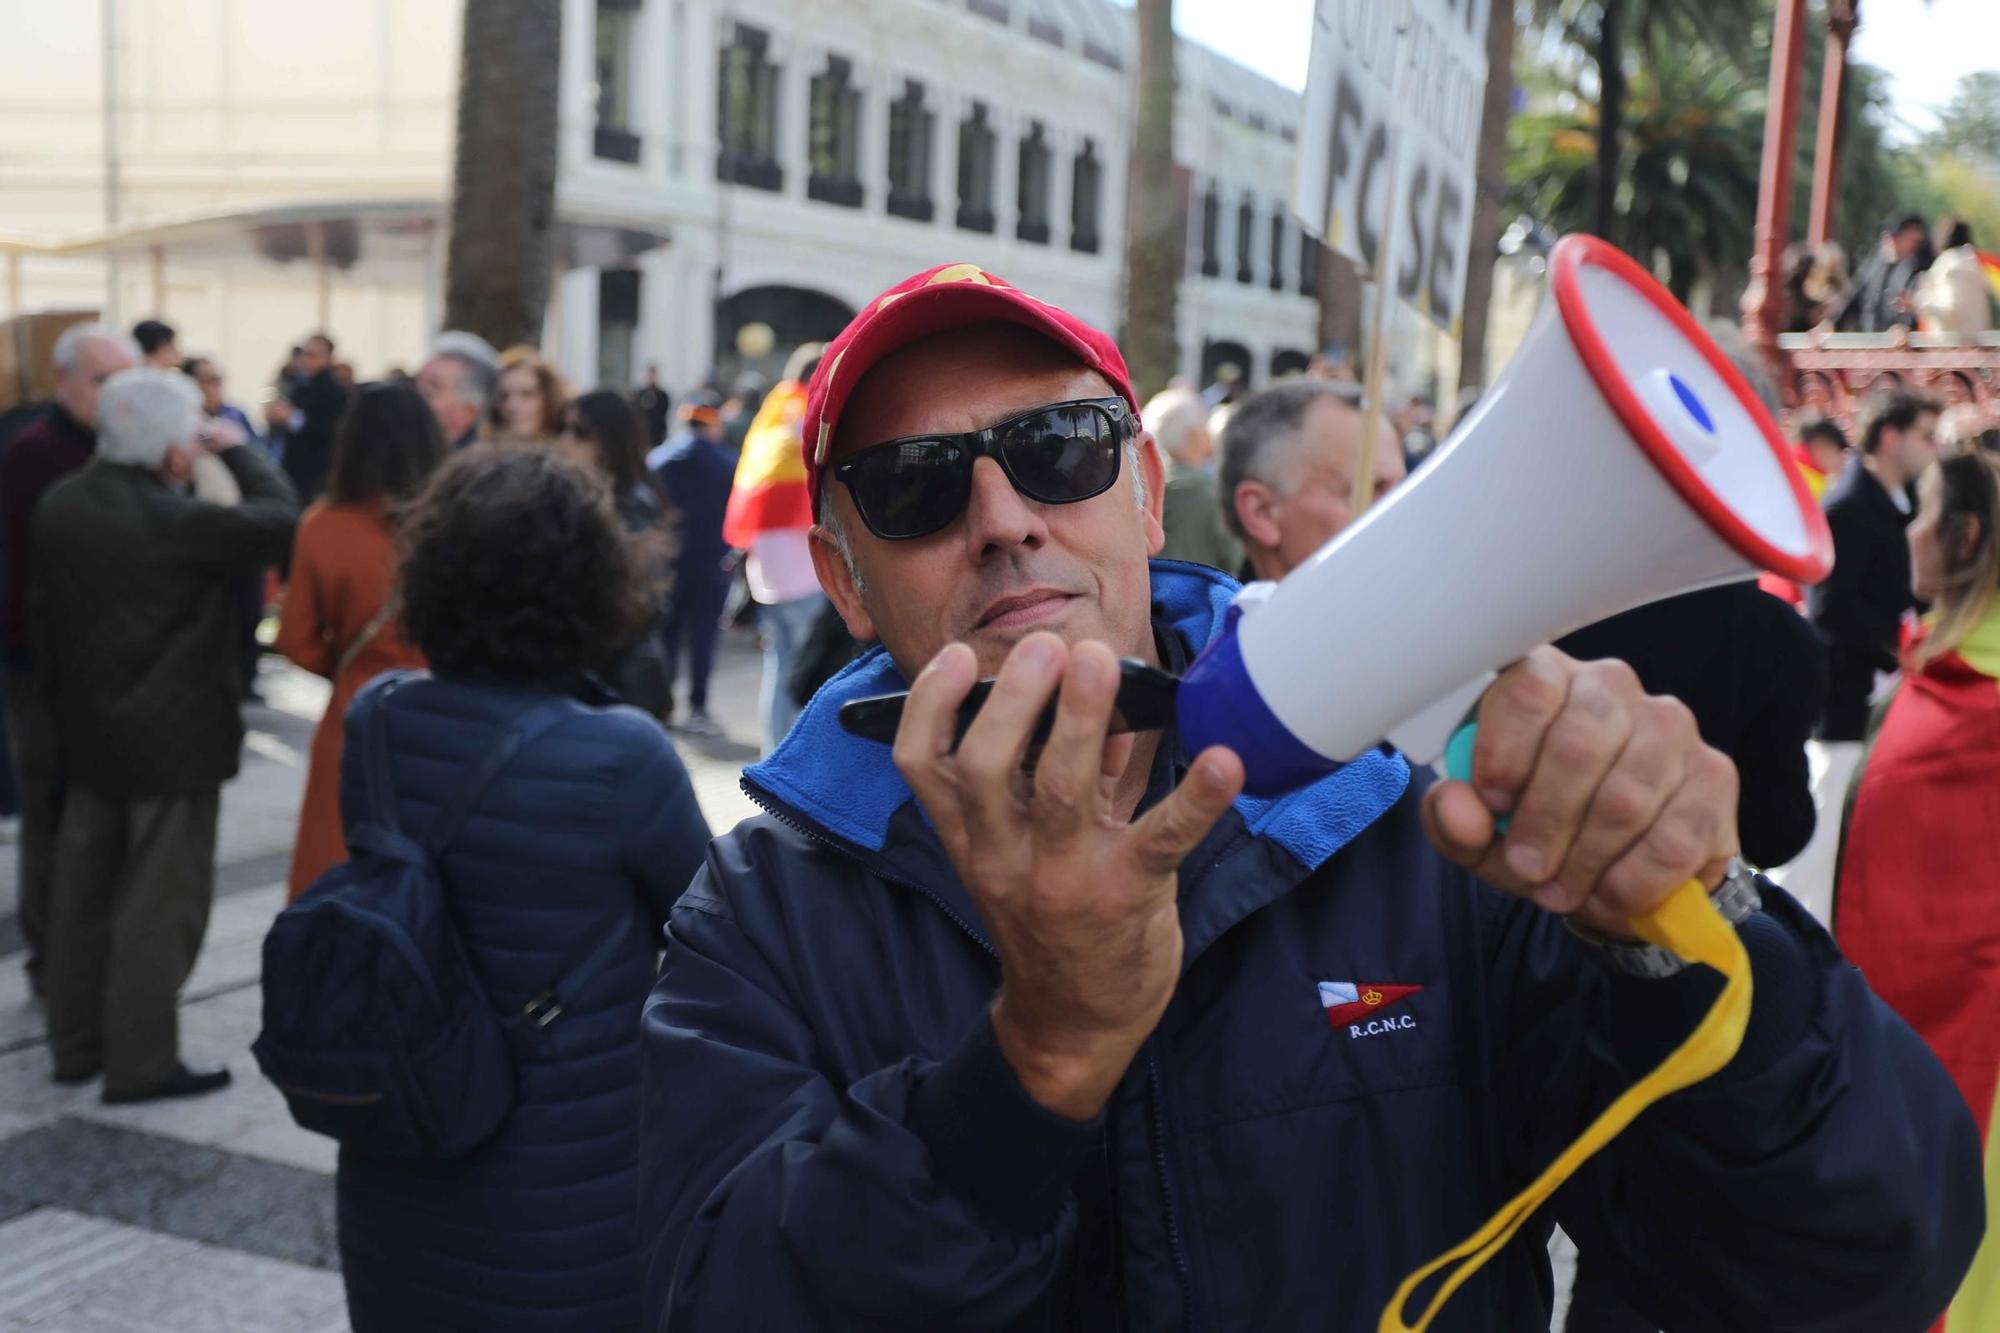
[722,379,813,549]
[1979,249,2000,310]
[1837,607,2000,1332]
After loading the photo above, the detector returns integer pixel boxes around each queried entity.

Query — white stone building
[1,0,1322,397]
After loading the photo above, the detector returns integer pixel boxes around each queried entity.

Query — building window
[718,24,782,191]
[1269,210,1286,291]
[887,81,934,222]
[1071,138,1102,254]
[808,54,863,208]
[1017,122,1051,244]
[1200,183,1221,277]
[598,268,640,389]
[1299,231,1320,296]
[592,0,640,163]
[956,102,997,234]
[1236,196,1256,284]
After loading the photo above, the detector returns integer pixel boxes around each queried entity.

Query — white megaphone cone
[1179,234,1835,795]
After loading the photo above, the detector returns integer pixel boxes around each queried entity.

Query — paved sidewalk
[0,637,763,1331]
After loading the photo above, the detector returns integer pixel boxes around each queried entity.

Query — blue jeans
[758,592,825,756]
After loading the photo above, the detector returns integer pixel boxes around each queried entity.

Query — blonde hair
[1913,448,2000,670]
[489,345,568,441]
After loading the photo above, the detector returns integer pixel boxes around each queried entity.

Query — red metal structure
[1744,0,1999,429]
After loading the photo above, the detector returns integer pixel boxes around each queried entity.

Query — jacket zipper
[1146,1050,1197,1332]
[738,778,999,961]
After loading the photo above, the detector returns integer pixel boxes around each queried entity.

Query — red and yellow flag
[722,379,813,549]
[1837,616,2000,1333]
[1978,249,2000,310]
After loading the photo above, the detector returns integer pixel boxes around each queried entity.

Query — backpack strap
[421,696,579,859]
[518,914,641,1029]
[352,675,426,864]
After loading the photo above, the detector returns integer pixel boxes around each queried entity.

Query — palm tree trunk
[1456,0,1518,390]
[444,0,563,348]
[1592,0,1624,244]
[1120,0,1180,401]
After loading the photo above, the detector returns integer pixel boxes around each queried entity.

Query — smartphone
[838,658,1181,750]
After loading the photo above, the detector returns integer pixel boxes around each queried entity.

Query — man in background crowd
[1832,213,1932,333]
[1219,378,1404,583]
[33,367,298,1102]
[132,319,181,370]
[416,331,500,453]
[1147,385,1239,572]
[263,333,348,505]
[1811,391,1940,741]
[0,323,138,999]
[653,391,736,735]
[634,363,672,446]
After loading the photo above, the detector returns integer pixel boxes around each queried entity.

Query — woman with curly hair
[488,344,567,444]
[333,445,710,1332]
[275,381,443,899]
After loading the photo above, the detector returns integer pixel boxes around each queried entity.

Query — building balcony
[887,189,935,223]
[593,125,641,165]
[718,152,783,193]
[808,174,865,209]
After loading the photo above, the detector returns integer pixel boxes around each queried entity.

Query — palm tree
[1120,0,1180,401]
[1510,36,1763,303]
[1525,0,1759,245]
[443,0,563,349]
[1457,0,1519,391]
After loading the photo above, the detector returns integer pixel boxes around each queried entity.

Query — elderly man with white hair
[0,321,138,998]
[31,367,297,1103]
[417,329,502,451]
[1146,385,1240,571]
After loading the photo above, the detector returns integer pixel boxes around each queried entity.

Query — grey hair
[816,440,1148,597]
[430,330,501,412]
[1141,386,1208,468]
[95,367,201,468]
[52,322,140,374]
[1216,379,1363,540]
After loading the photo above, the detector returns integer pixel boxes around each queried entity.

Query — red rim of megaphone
[1550,235,1835,586]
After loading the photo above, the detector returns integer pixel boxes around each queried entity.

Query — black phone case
[838,659,1180,748]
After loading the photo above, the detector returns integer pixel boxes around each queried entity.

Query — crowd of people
[0,250,1991,1329]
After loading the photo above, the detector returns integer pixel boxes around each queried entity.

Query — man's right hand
[893,633,1243,1121]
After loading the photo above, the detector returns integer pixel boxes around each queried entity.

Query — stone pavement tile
[0,1207,345,1332]
[0,1118,337,1270]
[78,986,337,1177]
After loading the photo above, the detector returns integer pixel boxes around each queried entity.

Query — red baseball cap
[800,262,1139,514]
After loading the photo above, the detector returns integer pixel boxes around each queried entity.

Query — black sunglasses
[832,396,1134,541]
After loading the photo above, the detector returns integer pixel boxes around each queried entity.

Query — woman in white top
[1916,219,1994,338]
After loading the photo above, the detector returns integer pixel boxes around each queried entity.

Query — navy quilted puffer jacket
[335,673,710,1332]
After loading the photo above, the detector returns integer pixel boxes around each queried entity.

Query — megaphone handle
[1383,726,1755,1333]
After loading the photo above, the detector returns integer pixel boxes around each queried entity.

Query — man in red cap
[638,264,1978,1329]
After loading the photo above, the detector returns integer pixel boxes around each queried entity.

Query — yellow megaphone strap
[1378,877,1753,1333]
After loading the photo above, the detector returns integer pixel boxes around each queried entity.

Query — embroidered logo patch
[1317,981,1423,1035]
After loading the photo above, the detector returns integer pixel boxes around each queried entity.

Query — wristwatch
[1564,858,1763,979]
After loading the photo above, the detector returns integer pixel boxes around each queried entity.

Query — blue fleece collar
[744,560,1410,876]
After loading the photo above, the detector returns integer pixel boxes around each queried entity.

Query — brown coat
[275,500,425,898]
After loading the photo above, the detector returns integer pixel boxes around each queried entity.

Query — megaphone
[1179,234,1834,793]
